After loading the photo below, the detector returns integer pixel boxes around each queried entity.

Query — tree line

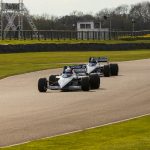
[3,1,150,31]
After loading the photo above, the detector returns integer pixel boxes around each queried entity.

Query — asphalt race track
[0,59,150,147]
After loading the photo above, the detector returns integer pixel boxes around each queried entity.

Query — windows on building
[80,23,91,29]
[94,23,100,29]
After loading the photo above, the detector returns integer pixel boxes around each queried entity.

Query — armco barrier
[0,43,150,53]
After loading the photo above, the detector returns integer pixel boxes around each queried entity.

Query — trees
[129,1,150,30]
[23,1,150,31]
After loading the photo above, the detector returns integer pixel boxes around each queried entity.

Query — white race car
[66,57,119,77]
[38,67,100,92]
[88,57,119,77]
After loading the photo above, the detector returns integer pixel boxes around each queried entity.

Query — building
[77,21,109,40]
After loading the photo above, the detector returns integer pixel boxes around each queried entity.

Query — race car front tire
[81,77,90,91]
[90,74,100,89]
[38,78,47,92]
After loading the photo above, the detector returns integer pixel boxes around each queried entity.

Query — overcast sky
[5,0,150,16]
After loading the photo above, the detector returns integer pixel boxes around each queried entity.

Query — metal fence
[1,30,150,40]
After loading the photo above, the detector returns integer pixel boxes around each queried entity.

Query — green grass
[0,50,150,79]
[0,39,150,45]
[1,115,150,150]
[0,50,150,149]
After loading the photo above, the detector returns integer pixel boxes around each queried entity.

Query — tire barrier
[0,43,150,53]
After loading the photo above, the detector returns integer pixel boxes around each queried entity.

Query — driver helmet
[65,67,73,74]
[90,58,97,64]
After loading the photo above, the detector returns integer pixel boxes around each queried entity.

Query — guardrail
[1,30,150,40]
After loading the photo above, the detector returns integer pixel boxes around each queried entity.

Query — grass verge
[1,115,150,150]
[0,50,150,79]
[0,39,150,45]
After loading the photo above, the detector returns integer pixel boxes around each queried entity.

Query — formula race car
[38,66,100,92]
[64,57,119,77]
[88,57,119,77]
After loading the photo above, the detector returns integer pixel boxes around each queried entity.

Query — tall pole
[104,15,112,40]
[18,0,23,39]
[99,18,102,40]
[109,19,112,40]
[20,0,23,31]
[132,19,135,37]
[99,21,102,30]
[0,0,3,40]
[18,0,21,39]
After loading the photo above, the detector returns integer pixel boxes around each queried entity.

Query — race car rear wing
[69,64,86,69]
[63,65,87,74]
[97,57,109,63]
[70,65,87,74]
[89,57,109,63]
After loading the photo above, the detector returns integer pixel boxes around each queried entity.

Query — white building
[77,21,109,40]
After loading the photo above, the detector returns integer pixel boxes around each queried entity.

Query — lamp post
[104,15,112,40]
[72,24,76,30]
[132,19,136,37]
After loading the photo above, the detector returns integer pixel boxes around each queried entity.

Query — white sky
[4,0,150,16]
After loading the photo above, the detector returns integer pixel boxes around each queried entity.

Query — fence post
[38,31,40,40]
[70,32,72,40]
[9,31,11,40]
[2,31,4,40]
[23,31,26,40]
[116,31,119,40]
[44,31,47,40]
[30,31,33,40]
[63,31,65,40]
[87,31,89,40]
[51,31,53,40]
[104,31,106,40]
[57,32,59,40]
[98,31,100,40]
[92,31,94,40]
[76,31,78,40]
[81,31,83,40]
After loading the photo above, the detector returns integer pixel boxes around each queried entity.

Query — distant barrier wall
[0,43,150,53]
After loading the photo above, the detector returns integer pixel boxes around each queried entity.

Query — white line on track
[1,113,150,149]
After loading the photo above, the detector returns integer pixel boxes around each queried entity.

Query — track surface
[0,59,150,147]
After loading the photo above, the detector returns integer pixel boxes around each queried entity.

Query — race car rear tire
[104,65,111,77]
[81,77,90,91]
[49,75,58,85]
[110,64,119,76]
[38,78,47,92]
[90,74,100,89]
